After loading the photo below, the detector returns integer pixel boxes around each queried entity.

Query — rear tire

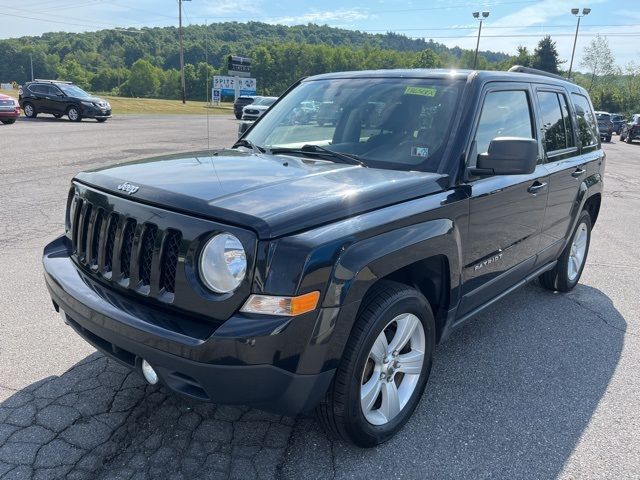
[96,118,107,123]
[23,103,36,118]
[626,134,633,144]
[1,119,16,124]
[539,210,592,292]
[53,114,63,119]
[605,135,612,143]
[315,280,435,447]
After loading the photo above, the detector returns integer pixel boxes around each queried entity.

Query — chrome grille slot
[160,230,181,294]
[138,224,157,286]
[120,219,136,278]
[104,213,119,273]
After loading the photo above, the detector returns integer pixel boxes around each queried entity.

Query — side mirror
[470,137,538,176]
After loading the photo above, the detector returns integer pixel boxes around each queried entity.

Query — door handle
[527,182,547,194]
[572,168,586,178]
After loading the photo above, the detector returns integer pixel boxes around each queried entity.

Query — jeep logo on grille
[117,182,139,195]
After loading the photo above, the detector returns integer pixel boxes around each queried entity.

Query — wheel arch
[319,219,462,362]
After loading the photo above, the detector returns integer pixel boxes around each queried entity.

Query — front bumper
[81,106,112,119]
[43,235,335,414]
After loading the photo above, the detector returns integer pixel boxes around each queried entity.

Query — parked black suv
[19,80,112,122]
[595,111,613,142]
[234,95,257,119]
[620,114,640,143]
[43,67,604,447]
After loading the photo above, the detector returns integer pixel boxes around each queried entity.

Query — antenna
[205,18,211,151]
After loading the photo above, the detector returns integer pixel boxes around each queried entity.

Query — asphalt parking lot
[1,116,639,479]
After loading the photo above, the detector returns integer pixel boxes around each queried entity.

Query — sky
[0,0,638,70]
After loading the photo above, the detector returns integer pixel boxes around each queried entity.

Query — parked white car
[242,96,278,121]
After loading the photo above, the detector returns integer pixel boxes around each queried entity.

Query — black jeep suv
[43,67,604,447]
[19,80,112,122]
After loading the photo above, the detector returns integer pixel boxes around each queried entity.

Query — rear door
[459,83,549,316]
[28,84,47,111]
[536,89,602,266]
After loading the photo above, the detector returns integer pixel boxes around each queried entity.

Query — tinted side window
[29,84,45,94]
[572,94,599,149]
[558,93,575,149]
[537,91,571,153]
[474,90,534,155]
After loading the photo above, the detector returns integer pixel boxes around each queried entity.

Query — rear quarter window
[571,94,599,151]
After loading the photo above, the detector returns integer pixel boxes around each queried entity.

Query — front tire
[539,210,592,292]
[23,103,37,118]
[53,113,63,119]
[315,280,435,447]
[1,119,16,124]
[605,135,612,143]
[625,133,633,144]
[96,118,107,123]
[67,106,82,122]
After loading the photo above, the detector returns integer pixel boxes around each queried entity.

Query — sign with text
[212,76,256,101]
[227,55,251,77]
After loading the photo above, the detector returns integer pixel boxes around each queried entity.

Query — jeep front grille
[69,196,181,299]
[65,182,255,321]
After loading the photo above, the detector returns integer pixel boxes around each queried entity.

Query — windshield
[245,77,463,172]
[255,97,277,106]
[58,84,92,98]
[596,113,611,121]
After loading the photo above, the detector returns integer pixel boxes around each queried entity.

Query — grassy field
[0,89,233,115]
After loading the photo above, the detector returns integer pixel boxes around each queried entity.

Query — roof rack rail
[508,65,572,83]
[33,79,73,84]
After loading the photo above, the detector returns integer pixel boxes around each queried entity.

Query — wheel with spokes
[316,280,435,447]
[67,106,82,122]
[539,210,592,292]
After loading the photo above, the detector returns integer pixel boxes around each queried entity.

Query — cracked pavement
[1,118,639,479]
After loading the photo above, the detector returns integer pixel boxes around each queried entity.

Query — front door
[459,85,548,316]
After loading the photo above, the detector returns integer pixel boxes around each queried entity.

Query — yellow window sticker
[405,86,437,97]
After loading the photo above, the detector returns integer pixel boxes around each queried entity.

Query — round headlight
[199,233,247,293]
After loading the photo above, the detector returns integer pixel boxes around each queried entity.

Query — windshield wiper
[270,144,367,167]
[232,138,265,154]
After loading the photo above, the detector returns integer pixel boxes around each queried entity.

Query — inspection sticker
[405,86,437,96]
[411,146,430,158]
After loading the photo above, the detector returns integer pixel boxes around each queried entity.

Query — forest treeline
[1,22,637,114]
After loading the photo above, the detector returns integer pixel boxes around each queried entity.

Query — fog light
[141,359,159,385]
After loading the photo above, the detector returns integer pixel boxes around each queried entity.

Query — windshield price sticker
[405,86,437,97]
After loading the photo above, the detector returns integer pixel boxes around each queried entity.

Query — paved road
[1,117,638,479]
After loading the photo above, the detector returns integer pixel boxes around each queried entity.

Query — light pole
[178,0,192,104]
[568,7,591,79]
[472,11,489,70]
[29,54,34,81]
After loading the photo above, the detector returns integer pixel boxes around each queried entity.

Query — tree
[124,59,160,97]
[532,36,561,74]
[56,59,93,89]
[581,34,615,91]
[514,46,532,67]
[413,49,442,69]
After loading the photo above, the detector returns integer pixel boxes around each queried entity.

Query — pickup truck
[43,66,605,447]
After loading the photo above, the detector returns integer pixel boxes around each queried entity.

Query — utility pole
[568,7,591,80]
[472,11,489,70]
[30,54,34,81]
[178,0,192,104]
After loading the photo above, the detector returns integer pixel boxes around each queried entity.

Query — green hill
[0,21,514,100]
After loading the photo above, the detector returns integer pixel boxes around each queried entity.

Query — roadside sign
[212,88,221,105]
[227,55,251,78]
[212,76,256,102]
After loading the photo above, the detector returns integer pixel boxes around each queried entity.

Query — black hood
[75,150,447,239]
